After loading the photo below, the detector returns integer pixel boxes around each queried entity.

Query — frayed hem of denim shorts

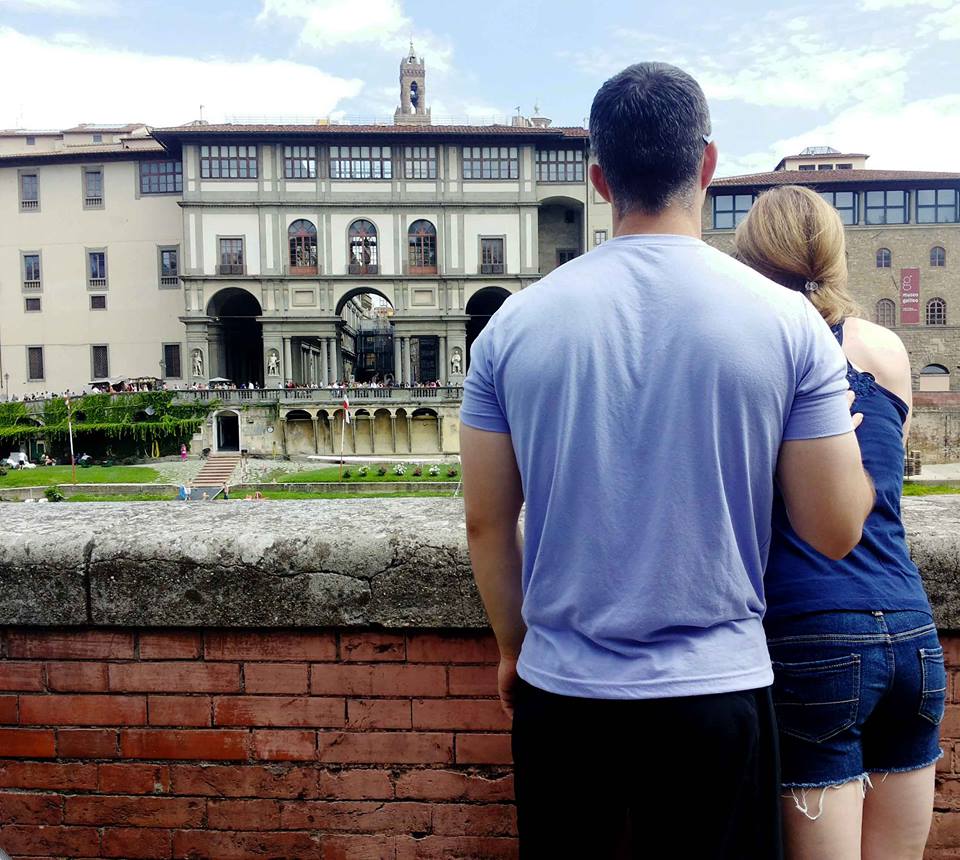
[868,748,944,777]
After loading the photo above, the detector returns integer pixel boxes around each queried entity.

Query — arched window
[408,220,437,274]
[931,246,946,267]
[288,219,318,274]
[920,363,950,392]
[348,220,378,275]
[926,297,947,326]
[875,298,896,328]
[876,248,892,268]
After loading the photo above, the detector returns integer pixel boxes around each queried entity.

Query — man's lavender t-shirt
[460,234,852,699]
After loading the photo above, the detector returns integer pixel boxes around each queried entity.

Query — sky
[0,0,958,176]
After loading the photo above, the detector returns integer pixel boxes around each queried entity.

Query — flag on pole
[343,395,351,425]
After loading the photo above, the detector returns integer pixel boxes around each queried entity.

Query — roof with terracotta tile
[712,169,960,189]
[0,141,167,165]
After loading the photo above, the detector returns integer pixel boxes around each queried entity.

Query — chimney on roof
[394,42,431,126]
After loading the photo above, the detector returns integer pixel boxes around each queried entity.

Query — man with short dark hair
[460,62,874,858]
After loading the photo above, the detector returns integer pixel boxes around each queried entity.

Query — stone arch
[411,407,440,453]
[395,407,410,453]
[331,408,355,455]
[206,288,264,385]
[538,194,584,276]
[354,408,374,455]
[920,363,950,392]
[374,408,393,453]
[466,286,513,370]
[284,409,315,455]
[213,409,241,453]
[317,409,333,453]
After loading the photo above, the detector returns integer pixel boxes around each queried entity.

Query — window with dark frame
[536,149,585,182]
[23,254,41,289]
[557,249,579,266]
[90,295,107,310]
[865,189,908,225]
[480,237,505,274]
[819,190,858,225]
[837,163,853,169]
[288,220,318,274]
[713,194,753,229]
[27,346,44,381]
[140,160,183,194]
[463,147,519,180]
[927,297,947,326]
[348,220,378,274]
[876,299,896,328]
[20,173,38,209]
[876,248,892,268]
[160,248,179,285]
[92,345,109,380]
[798,165,815,171]
[404,146,437,179]
[163,344,182,378]
[200,144,258,179]
[594,230,608,246]
[817,164,834,171]
[330,146,393,180]
[932,246,946,267]
[84,169,103,206]
[88,251,107,287]
[24,297,41,312]
[284,145,317,179]
[218,238,244,275]
[93,133,103,144]
[917,189,959,224]
[25,136,35,146]
[408,220,437,273]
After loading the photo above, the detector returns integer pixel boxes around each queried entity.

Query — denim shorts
[765,609,944,788]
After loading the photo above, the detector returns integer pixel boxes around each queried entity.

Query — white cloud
[858,0,950,9]
[0,26,363,128]
[920,4,960,38]
[0,0,117,14]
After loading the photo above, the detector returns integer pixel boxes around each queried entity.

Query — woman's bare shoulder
[843,316,912,390]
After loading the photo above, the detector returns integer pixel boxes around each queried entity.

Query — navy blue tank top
[764,321,932,620]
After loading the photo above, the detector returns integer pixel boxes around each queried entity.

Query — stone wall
[1,497,960,858]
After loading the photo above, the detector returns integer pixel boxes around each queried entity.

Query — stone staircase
[192,453,241,492]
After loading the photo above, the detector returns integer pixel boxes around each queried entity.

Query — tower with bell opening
[394,42,431,125]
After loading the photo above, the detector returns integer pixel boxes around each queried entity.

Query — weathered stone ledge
[1,496,959,629]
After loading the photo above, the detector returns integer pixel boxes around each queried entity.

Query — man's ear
[589,163,613,204]
[701,141,718,191]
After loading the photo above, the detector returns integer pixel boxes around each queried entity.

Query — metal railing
[173,386,463,405]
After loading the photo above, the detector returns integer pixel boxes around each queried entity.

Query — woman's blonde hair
[733,184,860,324]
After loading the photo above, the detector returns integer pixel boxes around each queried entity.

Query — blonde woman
[735,185,943,860]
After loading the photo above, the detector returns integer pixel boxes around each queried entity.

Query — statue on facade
[451,347,463,375]
[192,349,204,377]
[267,349,280,377]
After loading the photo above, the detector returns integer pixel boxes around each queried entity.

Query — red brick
[0,792,62,825]
[318,731,453,764]
[316,768,394,800]
[6,630,134,660]
[148,695,211,726]
[214,695,344,727]
[319,835,399,860]
[432,802,517,836]
[208,798,281,831]
[170,764,317,798]
[280,799,432,833]
[455,733,513,764]
[347,699,412,729]
[944,636,960,668]
[139,631,202,660]
[98,763,170,795]
[0,824,100,857]
[448,665,499,697]
[251,729,317,761]
[0,662,45,691]
[121,729,249,761]
[395,769,514,802]
[66,795,203,827]
[413,699,511,731]
[102,827,173,859]
[45,661,109,692]
[0,694,16,724]
[109,662,240,693]
[938,742,955,775]
[942,705,960,741]
[206,631,336,662]
[20,694,146,726]
[173,830,321,859]
[0,761,97,790]
[406,632,500,664]
[394,835,519,859]
[927,810,960,847]
[0,728,56,758]
[57,728,118,758]
[244,662,309,694]
[311,664,447,697]
[340,632,406,662]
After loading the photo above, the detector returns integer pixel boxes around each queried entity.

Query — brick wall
[0,626,958,859]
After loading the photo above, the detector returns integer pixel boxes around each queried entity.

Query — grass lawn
[902,483,960,496]
[0,465,161,487]
[266,464,460,483]
[66,492,177,502]
[57,489,455,502]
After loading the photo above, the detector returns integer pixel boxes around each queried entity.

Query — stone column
[312,418,320,454]
[320,340,329,386]
[439,336,448,386]
[328,338,337,384]
[403,337,412,386]
[407,415,413,453]
[327,417,335,454]
[393,335,402,384]
[283,338,293,385]
[391,414,397,452]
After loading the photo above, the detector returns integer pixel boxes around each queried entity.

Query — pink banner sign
[901,268,920,325]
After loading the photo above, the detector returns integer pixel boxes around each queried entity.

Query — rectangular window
[712,194,753,229]
[557,249,579,266]
[219,238,244,275]
[90,294,107,310]
[22,253,41,290]
[284,145,317,179]
[84,168,104,207]
[798,165,815,171]
[163,344,182,379]
[88,250,108,288]
[403,146,437,179]
[817,164,834,171]
[24,297,41,312]
[819,190,859,225]
[27,347,44,381]
[480,237,505,274]
[865,189,908,225]
[91,345,109,380]
[25,136,35,146]
[917,189,959,224]
[329,145,393,180]
[536,149,585,183]
[159,246,179,287]
[200,144,258,179]
[463,146,520,180]
[837,163,853,170]
[20,172,39,209]
[93,133,103,144]
[140,160,183,194]
[594,230,608,246]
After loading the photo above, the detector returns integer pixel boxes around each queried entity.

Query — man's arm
[460,424,525,715]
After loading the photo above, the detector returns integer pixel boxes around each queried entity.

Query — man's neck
[613,204,702,240]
